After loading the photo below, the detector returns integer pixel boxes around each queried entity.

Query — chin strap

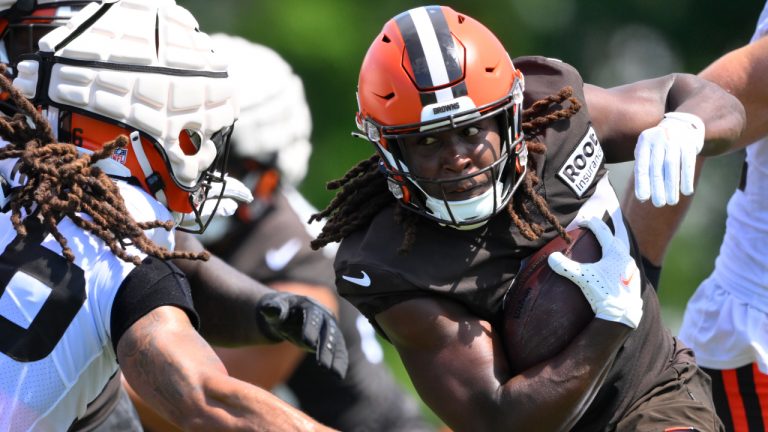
[423,180,505,229]
[129,130,167,206]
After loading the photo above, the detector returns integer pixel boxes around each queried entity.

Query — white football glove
[634,112,705,207]
[176,175,253,229]
[547,217,643,329]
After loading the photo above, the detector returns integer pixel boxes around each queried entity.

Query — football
[502,227,600,374]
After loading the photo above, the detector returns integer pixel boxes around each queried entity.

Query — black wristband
[641,255,662,290]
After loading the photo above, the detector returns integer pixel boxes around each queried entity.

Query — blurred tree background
[181,0,761,426]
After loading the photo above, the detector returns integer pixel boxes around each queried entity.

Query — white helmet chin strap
[129,131,168,206]
[423,180,505,230]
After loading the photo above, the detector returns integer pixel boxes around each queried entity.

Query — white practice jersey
[711,4,768,311]
[0,181,174,432]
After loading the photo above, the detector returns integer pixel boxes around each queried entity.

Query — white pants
[678,276,768,373]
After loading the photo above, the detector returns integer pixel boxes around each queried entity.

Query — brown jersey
[335,56,676,431]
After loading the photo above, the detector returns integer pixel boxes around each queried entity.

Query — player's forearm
[389,307,628,431]
[127,356,333,431]
[187,256,275,345]
[184,373,337,432]
[492,320,630,431]
[173,233,276,345]
[699,36,768,148]
[215,343,306,390]
[214,280,340,389]
[621,157,704,265]
[666,73,746,156]
[118,307,337,431]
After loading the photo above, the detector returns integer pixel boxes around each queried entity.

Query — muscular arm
[173,232,276,346]
[173,231,344,387]
[585,73,745,162]
[700,35,768,147]
[621,36,768,265]
[376,297,630,431]
[117,305,336,432]
[621,158,705,266]
[215,280,339,390]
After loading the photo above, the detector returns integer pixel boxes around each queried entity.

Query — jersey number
[0,229,86,362]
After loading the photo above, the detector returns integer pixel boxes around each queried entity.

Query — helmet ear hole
[179,129,202,155]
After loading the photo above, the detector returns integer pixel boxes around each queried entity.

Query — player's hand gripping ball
[502,227,598,374]
[548,217,643,329]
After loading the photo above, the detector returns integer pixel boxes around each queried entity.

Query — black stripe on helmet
[451,81,468,99]
[420,91,438,106]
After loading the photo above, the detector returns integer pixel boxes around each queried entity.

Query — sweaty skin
[124,233,343,432]
[117,306,337,432]
[378,297,629,431]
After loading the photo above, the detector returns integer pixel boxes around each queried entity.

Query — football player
[127,32,436,432]
[622,2,768,430]
[310,5,745,431]
[0,1,344,430]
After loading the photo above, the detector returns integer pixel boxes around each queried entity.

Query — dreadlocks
[0,70,208,265]
[310,86,581,254]
[507,86,581,242]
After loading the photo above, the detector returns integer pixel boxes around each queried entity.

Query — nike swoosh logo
[621,270,636,286]
[342,271,371,287]
[265,238,302,271]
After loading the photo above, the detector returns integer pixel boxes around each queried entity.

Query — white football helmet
[210,33,312,189]
[12,0,239,233]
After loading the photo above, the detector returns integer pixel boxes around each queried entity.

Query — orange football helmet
[356,5,527,228]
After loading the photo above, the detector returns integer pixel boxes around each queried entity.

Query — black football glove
[255,292,348,379]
